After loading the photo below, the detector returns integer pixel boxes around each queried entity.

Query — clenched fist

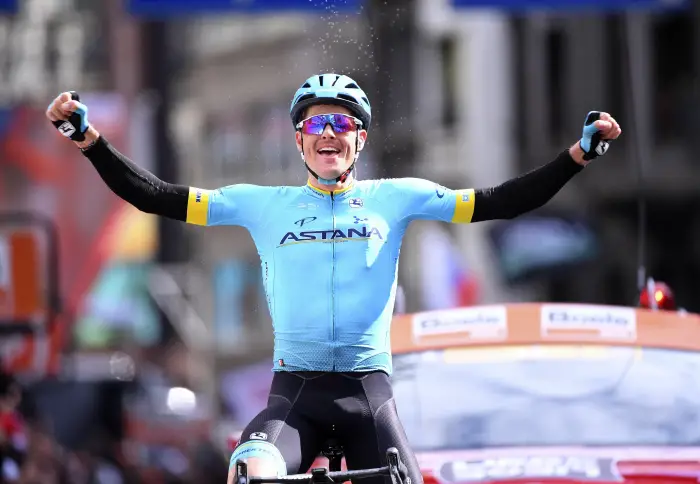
[46,91,98,148]
[570,111,622,166]
[589,111,622,142]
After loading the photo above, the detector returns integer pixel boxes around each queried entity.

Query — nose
[321,123,336,138]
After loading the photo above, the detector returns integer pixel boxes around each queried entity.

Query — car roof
[391,303,700,355]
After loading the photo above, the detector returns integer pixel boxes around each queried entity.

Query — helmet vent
[337,94,359,104]
[345,83,359,89]
[302,82,311,88]
[296,93,316,103]
[362,97,369,105]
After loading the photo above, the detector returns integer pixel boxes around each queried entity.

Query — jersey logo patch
[296,203,318,210]
[250,432,268,440]
[295,217,317,227]
[349,198,363,208]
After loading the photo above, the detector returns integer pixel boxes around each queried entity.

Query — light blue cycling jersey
[185,178,475,374]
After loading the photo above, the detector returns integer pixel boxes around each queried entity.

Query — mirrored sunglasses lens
[331,114,355,133]
[303,116,327,135]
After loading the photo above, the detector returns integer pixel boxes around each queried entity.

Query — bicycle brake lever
[386,448,410,484]
[386,448,399,467]
[311,468,334,484]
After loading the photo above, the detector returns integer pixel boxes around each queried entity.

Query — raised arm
[46,91,194,222]
[474,111,621,221]
[46,91,269,228]
[85,134,195,221]
[471,145,582,222]
[397,111,622,224]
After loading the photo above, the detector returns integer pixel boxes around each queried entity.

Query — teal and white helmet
[290,73,372,130]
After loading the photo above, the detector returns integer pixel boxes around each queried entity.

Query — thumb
[593,120,611,131]
[58,92,73,103]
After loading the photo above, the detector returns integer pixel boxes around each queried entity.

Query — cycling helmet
[290,73,372,130]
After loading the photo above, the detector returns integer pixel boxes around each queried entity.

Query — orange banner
[391,303,700,354]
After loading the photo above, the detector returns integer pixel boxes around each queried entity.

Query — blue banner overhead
[0,0,17,14]
[128,0,364,17]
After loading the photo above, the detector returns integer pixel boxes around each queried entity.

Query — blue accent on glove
[580,111,600,153]
[74,102,89,134]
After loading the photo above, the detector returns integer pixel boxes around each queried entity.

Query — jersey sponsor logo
[435,184,446,199]
[295,217,317,227]
[250,432,268,440]
[296,202,318,210]
[195,190,203,202]
[462,193,470,202]
[349,198,363,208]
[540,304,636,340]
[278,226,383,247]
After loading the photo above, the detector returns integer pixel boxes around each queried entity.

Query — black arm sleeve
[81,136,189,222]
[471,149,583,223]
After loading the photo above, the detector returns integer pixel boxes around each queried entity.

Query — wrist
[74,125,100,150]
[569,141,589,166]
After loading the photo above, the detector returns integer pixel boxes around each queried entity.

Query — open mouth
[317,147,341,158]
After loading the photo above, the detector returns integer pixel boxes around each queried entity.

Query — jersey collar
[305,181,355,199]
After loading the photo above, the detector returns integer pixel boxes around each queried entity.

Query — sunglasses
[296,113,363,135]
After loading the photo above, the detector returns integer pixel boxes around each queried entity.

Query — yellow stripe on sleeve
[452,188,476,224]
[186,187,211,226]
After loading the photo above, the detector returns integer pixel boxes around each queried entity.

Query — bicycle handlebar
[236,447,408,484]
[248,465,391,483]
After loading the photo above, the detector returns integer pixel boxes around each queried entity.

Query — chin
[311,162,350,180]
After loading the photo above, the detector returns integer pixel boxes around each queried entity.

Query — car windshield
[391,345,700,450]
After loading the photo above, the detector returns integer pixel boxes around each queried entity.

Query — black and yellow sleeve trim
[186,187,211,226]
[451,189,476,224]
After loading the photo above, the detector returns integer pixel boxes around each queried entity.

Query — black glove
[50,91,90,142]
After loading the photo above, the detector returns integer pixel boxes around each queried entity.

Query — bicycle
[235,443,410,484]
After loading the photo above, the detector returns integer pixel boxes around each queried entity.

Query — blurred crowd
[0,368,229,484]
[0,370,128,484]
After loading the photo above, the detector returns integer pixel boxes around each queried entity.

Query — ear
[295,131,303,155]
[357,130,368,152]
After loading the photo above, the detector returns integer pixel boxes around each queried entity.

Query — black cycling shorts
[234,370,422,484]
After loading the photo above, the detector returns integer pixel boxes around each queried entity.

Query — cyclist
[46,74,621,484]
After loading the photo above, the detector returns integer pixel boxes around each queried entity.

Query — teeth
[318,147,339,153]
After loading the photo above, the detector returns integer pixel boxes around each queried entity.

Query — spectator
[0,372,27,483]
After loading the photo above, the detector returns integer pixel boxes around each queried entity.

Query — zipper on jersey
[330,191,337,370]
